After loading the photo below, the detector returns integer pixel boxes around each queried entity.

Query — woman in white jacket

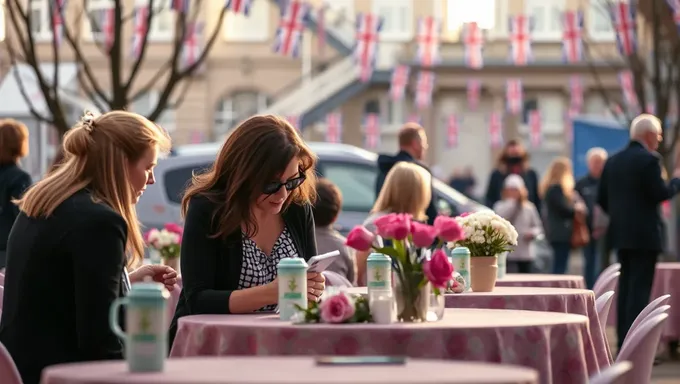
[493,174,543,273]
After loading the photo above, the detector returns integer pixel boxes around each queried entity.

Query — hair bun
[63,111,97,157]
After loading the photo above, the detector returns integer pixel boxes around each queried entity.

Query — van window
[320,162,377,212]
[164,164,211,204]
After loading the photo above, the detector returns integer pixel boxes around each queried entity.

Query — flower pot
[162,257,179,272]
[393,274,430,322]
[470,256,498,292]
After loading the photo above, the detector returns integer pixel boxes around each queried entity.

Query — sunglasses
[262,172,307,195]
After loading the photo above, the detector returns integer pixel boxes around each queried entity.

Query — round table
[41,357,539,384]
[170,309,595,384]
[495,274,585,289]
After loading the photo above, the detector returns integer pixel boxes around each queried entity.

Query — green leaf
[373,246,400,259]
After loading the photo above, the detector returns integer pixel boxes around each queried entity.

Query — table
[170,309,596,384]
[41,357,539,384]
[496,274,585,289]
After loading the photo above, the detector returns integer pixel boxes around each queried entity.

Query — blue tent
[571,115,629,178]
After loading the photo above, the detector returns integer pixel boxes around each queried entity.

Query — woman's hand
[307,272,325,302]
[130,264,178,291]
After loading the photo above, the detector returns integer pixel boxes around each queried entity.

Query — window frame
[372,0,413,42]
[317,160,378,213]
[29,0,52,42]
[524,0,564,42]
[587,0,615,42]
[133,0,175,41]
[213,91,269,136]
[222,0,270,42]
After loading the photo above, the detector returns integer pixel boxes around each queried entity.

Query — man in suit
[597,114,680,351]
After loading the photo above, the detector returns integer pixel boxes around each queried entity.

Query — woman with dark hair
[169,115,325,347]
[484,140,540,211]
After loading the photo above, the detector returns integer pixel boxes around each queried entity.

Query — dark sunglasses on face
[262,172,307,195]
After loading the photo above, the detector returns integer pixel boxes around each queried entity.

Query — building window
[364,99,380,115]
[372,0,412,42]
[214,91,269,136]
[84,0,174,42]
[131,92,176,133]
[84,0,112,42]
[325,0,354,26]
[587,1,615,41]
[386,99,405,125]
[522,99,538,124]
[525,0,563,41]
[223,0,269,42]
[29,0,51,40]
[135,0,174,41]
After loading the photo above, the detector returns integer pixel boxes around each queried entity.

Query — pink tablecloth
[496,274,586,289]
[171,309,594,384]
[607,262,680,341]
[41,357,539,384]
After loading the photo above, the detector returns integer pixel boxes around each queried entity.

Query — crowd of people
[0,110,675,383]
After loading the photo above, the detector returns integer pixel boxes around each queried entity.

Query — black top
[484,168,540,213]
[168,195,317,348]
[543,184,575,243]
[0,163,32,265]
[0,189,127,384]
[575,174,599,231]
[598,141,680,251]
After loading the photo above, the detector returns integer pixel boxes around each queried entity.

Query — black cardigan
[168,195,317,347]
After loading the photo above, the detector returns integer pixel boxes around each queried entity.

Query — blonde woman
[0,111,175,384]
[357,161,431,285]
[539,157,586,275]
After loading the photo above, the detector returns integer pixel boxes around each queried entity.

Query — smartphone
[315,356,407,366]
[307,251,341,273]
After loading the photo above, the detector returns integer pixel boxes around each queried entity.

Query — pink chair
[0,342,22,384]
[622,304,671,350]
[595,291,615,331]
[594,272,620,298]
[593,263,621,293]
[322,271,353,288]
[616,313,669,383]
[0,273,4,286]
[589,360,632,384]
[0,285,4,313]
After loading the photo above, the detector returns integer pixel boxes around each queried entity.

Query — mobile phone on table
[315,356,407,366]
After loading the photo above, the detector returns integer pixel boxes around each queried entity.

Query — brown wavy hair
[181,115,317,239]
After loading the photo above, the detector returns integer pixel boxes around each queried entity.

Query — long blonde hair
[372,162,431,221]
[539,157,575,199]
[16,111,171,267]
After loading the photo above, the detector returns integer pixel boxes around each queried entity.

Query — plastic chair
[593,272,620,299]
[593,263,621,293]
[622,304,671,350]
[616,313,669,384]
[595,291,615,331]
[0,273,4,286]
[589,361,632,384]
[322,270,353,288]
[0,342,22,384]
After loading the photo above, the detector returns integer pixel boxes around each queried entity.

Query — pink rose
[434,216,465,242]
[345,226,375,251]
[319,293,356,323]
[423,248,455,288]
[164,223,184,235]
[410,222,438,248]
[373,213,411,240]
[459,212,471,218]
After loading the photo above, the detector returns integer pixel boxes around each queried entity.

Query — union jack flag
[528,110,542,148]
[101,6,115,51]
[508,15,532,65]
[467,79,481,110]
[415,71,435,110]
[506,79,523,115]
[170,0,190,13]
[446,114,460,148]
[489,112,503,149]
[407,114,421,125]
[561,10,583,63]
[569,75,583,112]
[354,13,383,82]
[182,22,203,70]
[609,1,637,56]
[325,112,343,143]
[190,130,205,144]
[273,0,309,57]
[131,6,149,59]
[285,115,301,132]
[226,0,253,15]
[416,16,441,67]
[619,70,638,108]
[389,65,410,101]
[51,0,66,46]
[667,0,680,32]
[363,113,381,149]
[463,22,484,69]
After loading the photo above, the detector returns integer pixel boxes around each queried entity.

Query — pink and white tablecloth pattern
[496,274,586,289]
[170,309,595,384]
[41,357,539,384]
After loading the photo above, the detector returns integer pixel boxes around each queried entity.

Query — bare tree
[3,0,226,138]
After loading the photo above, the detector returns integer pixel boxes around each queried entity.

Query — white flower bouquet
[449,211,518,257]
[144,223,183,260]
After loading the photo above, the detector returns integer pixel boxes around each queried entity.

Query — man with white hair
[575,147,608,289]
[597,114,680,351]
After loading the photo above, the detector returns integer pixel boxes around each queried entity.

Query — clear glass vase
[393,272,430,322]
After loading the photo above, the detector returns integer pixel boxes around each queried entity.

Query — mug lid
[451,246,471,255]
[277,257,308,268]
[129,282,170,299]
[367,253,391,262]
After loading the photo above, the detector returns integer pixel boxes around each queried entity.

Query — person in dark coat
[597,114,680,351]
[375,123,437,224]
[484,140,540,212]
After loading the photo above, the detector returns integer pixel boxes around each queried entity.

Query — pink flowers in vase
[144,223,183,260]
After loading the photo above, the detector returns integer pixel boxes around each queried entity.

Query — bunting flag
[561,10,584,63]
[529,110,542,148]
[285,115,301,131]
[170,0,190,13]
[569,75,583,112]
[354,13,383,82]
[415,71,435,110]
[317,4,327,58]
[325,112,343,143]
[416,16,441,67]
[363,113,381,149]
[489,112,503,149]
[610,103,623,116]
[273,0,309,57]
[463,22,484,69]
[506,79,523,115]
[609,1,637,56]
[646,102,656,115]
[389,65,410,101]
[131,6,149,59]
[667,1,680,32]
[182,22,203,70]
[51,0,66,46]
[446,114,460,148]
[190,130,205,144]
[225,0,253,15]
[101,6,115,51]
[467,79,481,110]
[407,114,422,125]
[508,15,532,65]
[619,71,638,108]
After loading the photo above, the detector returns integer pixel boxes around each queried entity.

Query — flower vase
[470,256,497,292]
[394,273,430,322]
[162,257,179,272]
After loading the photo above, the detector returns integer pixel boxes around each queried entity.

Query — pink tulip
[373,213,411,240]
[345,226,375,251]
[424,248,455,288]
[319,293,356,323]
[434,216,465,242]
[459,212,471,218]
[410,222,438,248]
[164,223,184,235]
